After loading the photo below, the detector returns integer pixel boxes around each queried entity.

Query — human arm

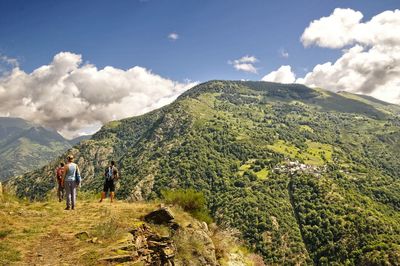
[75,165,81,185]
[113,167,119,180]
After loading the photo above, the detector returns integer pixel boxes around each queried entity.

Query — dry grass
[0,191,261,265]
[0,192,159,265]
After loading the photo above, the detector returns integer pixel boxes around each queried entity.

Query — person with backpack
[99,160,119,203]
[62,155,81,210]
[55,163,65,202]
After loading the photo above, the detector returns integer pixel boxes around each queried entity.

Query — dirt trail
[13,200,104,265]
[25,230,79,266]
[23,204,89,266]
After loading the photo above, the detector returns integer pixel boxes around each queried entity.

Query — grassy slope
[1,193,159,265]
[0,191,257,266]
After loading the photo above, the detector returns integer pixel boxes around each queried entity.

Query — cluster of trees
[290,174,400,265]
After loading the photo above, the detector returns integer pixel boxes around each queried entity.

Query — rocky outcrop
[129,174,155,201]
[174,225,218,266]
[99,223,176,265]
[98,207,218,266]
[144,207,175,224]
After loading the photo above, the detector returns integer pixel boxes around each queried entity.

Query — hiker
[62,155,81,210]
[55,163,65,202]
[100,160,119,203]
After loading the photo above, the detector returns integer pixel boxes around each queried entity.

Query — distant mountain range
[8,81,400,264]
[0,117,91,181]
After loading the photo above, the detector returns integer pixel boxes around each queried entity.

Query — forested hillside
[9,81,400,265]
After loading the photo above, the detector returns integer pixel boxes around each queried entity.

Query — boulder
[169,221,180,231]
[144,207,174,224]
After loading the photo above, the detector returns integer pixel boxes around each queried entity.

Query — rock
[148,234,172,243]
[169,221,180,231]
[112,243,136,251]
[201,222,209,232]
[98,255,134,263]
[116,232,134,244]
[135,235,147,249]
[75,231,90,241]
[161,246,175,259]
[148,240,168,248]
[86,237,98,243]
[139,249,154,256]
[144,208,174,225]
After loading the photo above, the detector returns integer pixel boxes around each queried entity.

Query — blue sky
[0,0,399,137]
[0,0,398,81]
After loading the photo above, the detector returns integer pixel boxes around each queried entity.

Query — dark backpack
[105,166,119,180]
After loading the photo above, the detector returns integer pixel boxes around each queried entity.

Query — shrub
[92,216,126,241]
[161,189,212,224]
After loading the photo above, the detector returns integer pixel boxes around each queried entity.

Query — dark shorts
[103,179,115,192]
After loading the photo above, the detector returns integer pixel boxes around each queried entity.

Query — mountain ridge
[0,117,91,181]
[8,81,400,265]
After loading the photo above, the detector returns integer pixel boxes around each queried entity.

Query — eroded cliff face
[96,207,218,266]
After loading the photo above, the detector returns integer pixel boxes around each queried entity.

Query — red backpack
[56,167,64,180]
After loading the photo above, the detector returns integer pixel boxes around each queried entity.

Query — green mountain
[9,81,400,265]
[0,117,74,181]
[68,134,92,146]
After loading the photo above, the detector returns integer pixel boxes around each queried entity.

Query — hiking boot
[64,207,70,210]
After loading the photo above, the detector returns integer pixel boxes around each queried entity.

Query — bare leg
[110,192,114,203]
[99,192,106,203]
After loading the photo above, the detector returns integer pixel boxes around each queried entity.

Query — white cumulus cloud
[168,32,179,40]
[0,52,197,138]
[229,55,259,74]
[262,65,295,83]
[301,8,400,49]
[263,8,400,104]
